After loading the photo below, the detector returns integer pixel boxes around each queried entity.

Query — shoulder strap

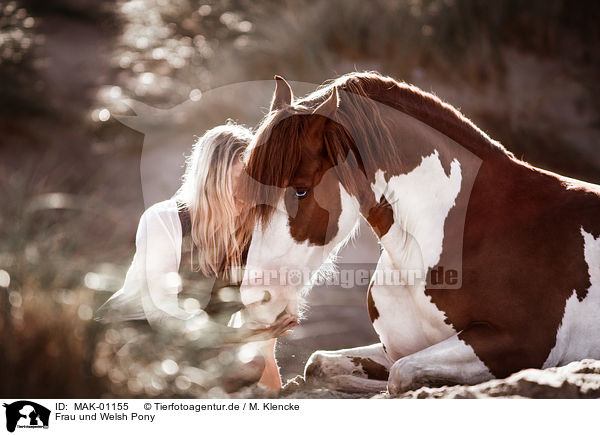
[175,200,192,237]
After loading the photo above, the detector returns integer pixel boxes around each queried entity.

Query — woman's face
[231,159,247,216]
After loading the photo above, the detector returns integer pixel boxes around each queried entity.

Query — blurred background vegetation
[1,0,599,398]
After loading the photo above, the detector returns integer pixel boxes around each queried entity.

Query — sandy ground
[275,359,600,399]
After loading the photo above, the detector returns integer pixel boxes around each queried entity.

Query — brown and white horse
[240,72,600,394]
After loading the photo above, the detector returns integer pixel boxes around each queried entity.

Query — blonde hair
[175,123,254,278]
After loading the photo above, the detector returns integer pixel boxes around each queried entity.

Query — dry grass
[0,284,105,398]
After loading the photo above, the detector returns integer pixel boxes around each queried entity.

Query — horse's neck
[364,116,493,278]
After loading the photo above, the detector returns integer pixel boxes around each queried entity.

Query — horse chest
[369,251,455,362]
[368,152,462,361]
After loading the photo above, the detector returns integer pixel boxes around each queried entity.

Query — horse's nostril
[261,290,272,303]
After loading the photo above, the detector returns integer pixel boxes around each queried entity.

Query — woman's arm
[95,201,186,323]
[223,314,298,389]
[251,315,298,389]
[137,203,194,324]
[258,339,281,389]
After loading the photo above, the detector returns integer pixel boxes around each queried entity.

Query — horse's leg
[387,329,495,394]
[304,343,392,393]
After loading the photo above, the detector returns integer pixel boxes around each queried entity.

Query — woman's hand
[235,314,298,343]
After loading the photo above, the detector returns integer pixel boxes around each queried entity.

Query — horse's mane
[245,71,513,225]
[330,71,512,158]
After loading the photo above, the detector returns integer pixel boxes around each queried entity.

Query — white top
[96,199,196,326]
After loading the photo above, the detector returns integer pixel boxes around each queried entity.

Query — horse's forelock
[244,107,311,225]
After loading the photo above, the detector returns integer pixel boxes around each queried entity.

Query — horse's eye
[295,188,309,199]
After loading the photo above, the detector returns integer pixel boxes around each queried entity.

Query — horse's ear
[270,75,293,111]
[312,87,339,118]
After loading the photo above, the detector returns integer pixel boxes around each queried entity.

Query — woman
[96,123,297,391]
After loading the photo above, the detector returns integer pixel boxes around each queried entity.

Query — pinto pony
[240,72,600,393]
